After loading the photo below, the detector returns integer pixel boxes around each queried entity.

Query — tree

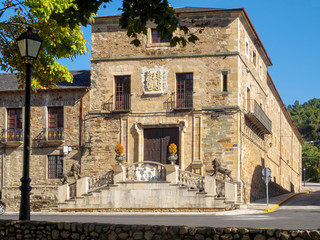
[0,0,198,89]
[288,98,320,182]
[302,143,320,182]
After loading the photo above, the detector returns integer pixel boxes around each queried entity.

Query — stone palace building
[0,7,303,211]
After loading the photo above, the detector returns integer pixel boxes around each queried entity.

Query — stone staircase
[57,162,238,211]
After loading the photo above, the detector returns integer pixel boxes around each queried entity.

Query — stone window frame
[146,28,171,48]
[217,69,231,94]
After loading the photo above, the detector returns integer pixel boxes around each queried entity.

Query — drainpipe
[80,89,89,175]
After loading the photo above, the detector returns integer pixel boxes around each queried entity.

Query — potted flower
[168,143,178,165]
[115,143,125,165]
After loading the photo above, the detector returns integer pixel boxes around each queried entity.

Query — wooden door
[144,128,179,164]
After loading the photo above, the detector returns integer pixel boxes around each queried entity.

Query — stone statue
[61,162,81,184]
[208,158,233,181]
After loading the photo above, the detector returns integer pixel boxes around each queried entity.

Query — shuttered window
[7,108,23,141]
[48,107,64,140]
[48,155,63,179]
[176,73,193,109]
[115,76,131,111]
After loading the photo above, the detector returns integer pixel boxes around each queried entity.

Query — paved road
[1,183,319,230]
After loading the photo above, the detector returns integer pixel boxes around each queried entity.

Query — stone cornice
[91,51,239,62]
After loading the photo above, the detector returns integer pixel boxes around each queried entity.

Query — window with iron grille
[7,108,23,141]
[151,29,170,43]
[115,75,131,111]
[48,107,64,140]
[176,73,193,109]
[48,155,63,179]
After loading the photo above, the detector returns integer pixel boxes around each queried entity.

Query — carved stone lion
[207,158,233,181]
[61,163,81,184]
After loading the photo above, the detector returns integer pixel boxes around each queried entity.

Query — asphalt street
[0,183,319,230]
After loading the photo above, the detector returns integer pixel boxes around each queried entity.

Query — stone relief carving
[146,71,162,92]
[142,66,168,94]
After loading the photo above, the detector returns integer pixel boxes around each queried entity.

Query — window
[151,29,170,43]
[253,51,256,66]
[176,73,193,109]
[222,72,228,92]
[7,108,22,141]
[245,39,249,57]
[48,155,63,179]
[48,107,64,140]
[115,76,131,111]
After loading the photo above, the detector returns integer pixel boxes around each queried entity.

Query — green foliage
[288,99,320,141]
[288,98,320,182]
[0,0,88,89]
[1,0,199,89]
[119,0,199,47]
[302,143,320,182]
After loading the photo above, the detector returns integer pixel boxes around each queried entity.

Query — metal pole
[266,181,269,207]
[303,168,306,187]
[19,62,32,220]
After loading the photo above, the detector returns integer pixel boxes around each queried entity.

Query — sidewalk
[245,186,311,213]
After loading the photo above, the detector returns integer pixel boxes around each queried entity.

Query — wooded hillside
[288,98,320,182]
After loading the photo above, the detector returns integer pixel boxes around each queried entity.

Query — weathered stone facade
[83,7,302,203]
[0,7,303,211]
[0,71,90,211]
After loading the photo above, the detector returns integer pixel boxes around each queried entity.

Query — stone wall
[0,89,90,211]
[0,220,318,240]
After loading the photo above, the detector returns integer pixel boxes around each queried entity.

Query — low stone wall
[0,220,319,240]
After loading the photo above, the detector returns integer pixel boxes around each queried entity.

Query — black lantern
[17,27,42,59]
[16,27,42,221]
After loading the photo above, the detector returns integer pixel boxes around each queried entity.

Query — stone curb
[262,189,312,213]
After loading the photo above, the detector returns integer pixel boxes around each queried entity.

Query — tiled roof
[0,70,90,91]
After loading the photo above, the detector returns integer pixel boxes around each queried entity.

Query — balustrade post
[113,165,126,183]
[57,183,69,203]
[164,164,179,184]
[204,175,217,195]
[225,181,237,201]
[76,177,89,197]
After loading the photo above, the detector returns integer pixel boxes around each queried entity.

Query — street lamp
[16,27,42,220]
[303,167,306,187]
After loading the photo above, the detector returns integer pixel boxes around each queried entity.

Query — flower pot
[168,154,178,165]
[115,154,125,165]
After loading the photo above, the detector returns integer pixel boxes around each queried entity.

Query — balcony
[245,100,272,134]
[1,129,23,147]
[38,127,64,146]
[113,94,131,113]
[167,92,193,111]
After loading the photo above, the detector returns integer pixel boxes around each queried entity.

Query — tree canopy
[288,98,320,182]
[0,0,198,89]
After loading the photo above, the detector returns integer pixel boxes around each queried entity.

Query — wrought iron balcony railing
[46,127,64,141]
[167,92,193,111]
[1,129,23,142]
[114,93,131,112]
[246,100,272,134]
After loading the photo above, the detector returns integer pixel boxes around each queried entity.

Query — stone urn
[115,154,125,165]
[168,154,178,165]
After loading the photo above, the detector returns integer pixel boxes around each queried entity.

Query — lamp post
[303,167,306,187]
[16,27,42,220]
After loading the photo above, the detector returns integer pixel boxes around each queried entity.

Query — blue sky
[58,1,319,105]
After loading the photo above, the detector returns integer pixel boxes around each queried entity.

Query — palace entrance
[144,128,179,164]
